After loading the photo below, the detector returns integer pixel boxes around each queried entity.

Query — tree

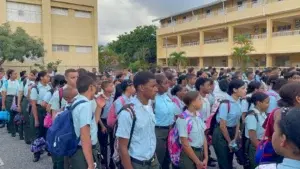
[98,45,118,72]
[0,23,45,66]
[232,34,255,71]
[34,60,62,71]
[168,51,188,71]
[108,25,157,66]
[128,47,151,72]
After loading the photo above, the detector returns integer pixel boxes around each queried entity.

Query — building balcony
[181,41,199,47]
[162,44,178,48]
[272,30,300,37]
[203,41,230,57]
[271,30,300,53]
[204,38,228,44]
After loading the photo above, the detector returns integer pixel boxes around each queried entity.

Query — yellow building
[0,0,98,72]
[154,0,300,68]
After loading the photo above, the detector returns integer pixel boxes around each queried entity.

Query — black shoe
[11,133,16,137]
[33,156,40,162]
[25,141,31,145]
[20,137,24,140]
[0,123,5,128]
[208,161,217,167]
[47,152,51,156]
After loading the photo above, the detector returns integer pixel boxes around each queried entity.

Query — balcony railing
[162,44,178,48]
[272,30,300,37]
[181,41,200,47]
[160,0,281,28]
[204,38,228,44]
[251,33,267,39]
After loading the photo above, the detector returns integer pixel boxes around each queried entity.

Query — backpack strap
[22,79,27,87]
[31,85,39,94]
[70,100,87,111]
[58,88,63,109]
[49,88,55,95]
[219,100,230,114]
[246,110,258,122]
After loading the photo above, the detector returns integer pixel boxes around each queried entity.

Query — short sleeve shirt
[116,97,156,161]
[176,111,206,148]
[2,79,20,96]
[30,82,52,105]
[72,95,98,145]
[245,108,267,140]
[155,93,180,126]
[49,86,67,111]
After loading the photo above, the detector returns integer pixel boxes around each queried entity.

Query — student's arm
[234,121,240,141]
[17,84,24,112]
[203,136,208,167]
[30,88,39,127]
[219,103,232,144]
[50,91,61,115]
[116,111,134,169]
[80,125,95,169]
[119,138,133,169]
[2,82,7,110]
[246,115,259,147]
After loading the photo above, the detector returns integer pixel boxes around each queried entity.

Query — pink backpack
[171,97,181,109]
[168,111,201,166]
[107,97,125,128]
[44,113,52,128]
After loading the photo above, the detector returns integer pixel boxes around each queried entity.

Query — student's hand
[196,161,204,169]
[34,119,39,127]
[101,125,107,134]
[202,158,208,169]
[87,162,96,169]
[17,106,21,113]
[96,96,106,109]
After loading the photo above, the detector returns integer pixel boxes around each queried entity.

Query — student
[266,78,288,114]
[171,85,187,111]
[245,92,269,169]
[284,71,300,83]
[2,69,19,137]
[17,69,38,144]
[244,71,254,86]
[165,72,177,97]
[116,71,160,169]
[70,75,105,169]
[176,91,208,169]
[0,68,6,128]
[177,75,187,87]
[50,69,78,118]
[30,71,51,162]
[186,74,197,92]
[98,80,114,169]
[256,108,300,169]
[195,77,213,121]
[211,79,230,115]
[212,79,246,169]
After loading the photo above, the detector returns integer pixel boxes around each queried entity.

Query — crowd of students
[0,66,300,169]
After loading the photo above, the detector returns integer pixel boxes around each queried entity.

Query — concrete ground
[0,127,242,169]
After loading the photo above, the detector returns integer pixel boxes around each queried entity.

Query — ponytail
[249,92,269,106]
[36,71,47,82]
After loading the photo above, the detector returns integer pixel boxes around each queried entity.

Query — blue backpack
[46,100,87,156]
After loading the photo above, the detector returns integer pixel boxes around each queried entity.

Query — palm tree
[168,51,187,71]
[232,34,255,71]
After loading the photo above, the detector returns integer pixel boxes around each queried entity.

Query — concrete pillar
[200,31,204,45]
[266,18,273,53]
[228,26,234,46]
[266,54,273,67]
[0,0,6,24]
[177,35,181,51]
[228,56,233,68]
[199,57,204,68]
[42,0,52,64]
[93,1,99,68]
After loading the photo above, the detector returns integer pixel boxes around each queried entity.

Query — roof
[152,0,226,22]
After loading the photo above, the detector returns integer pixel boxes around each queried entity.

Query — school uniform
[241,93,255,113]
[2,79,20,136]
[199,95,211,122]
[49,86,68,112]
[30,82,51,142]
[245,108,267,169]
[212,95,242,169]
[116,97,160,169]
[19,79,35,143]
[256,158,300,169]
[114,94,132,114]
[266,89,280,114]
[176,111,206,169]
[154,93,180,168]
[186,84,196,92]
[98,95,114,169]
[172,96,185,111]
[70,95,100,169]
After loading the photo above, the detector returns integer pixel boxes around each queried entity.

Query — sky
[98,0,216,45]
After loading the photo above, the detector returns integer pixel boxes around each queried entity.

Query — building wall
[0,0,98,72]
[156,0,300,68]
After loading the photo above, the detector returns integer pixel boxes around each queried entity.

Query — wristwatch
[88,163,97,169]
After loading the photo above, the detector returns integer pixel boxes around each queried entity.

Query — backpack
[205,100,230,137]
[167,111,202,166]
[107,96,126,128]
[46,100,87,156]
[31,137,46,153]
[112,104,136,167]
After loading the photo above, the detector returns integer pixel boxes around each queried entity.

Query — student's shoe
[20,137,24,140]
[11,133,16,137]
[209,157,217,162]
[0,123,5,128]
[25,141,31,145]
[208,161,216,167]
[33,156,40,162]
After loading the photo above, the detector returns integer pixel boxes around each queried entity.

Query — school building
[154,0,300,69]
[0,0,98,72]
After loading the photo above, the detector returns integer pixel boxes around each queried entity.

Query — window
[218,8,225,15]
[237,0,245,10]
[6,2,41,23]
[261,28,267,33]
[277,25,292,31]
[51,8,68,16]
[76,46,92,53]
[75,11,91,18]
[52,45,69,52]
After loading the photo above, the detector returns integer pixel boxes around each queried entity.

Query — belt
[192,146,203,151]
[131,155,155,166]
[155,126,169,130]
[6,95,15,97]
[77,144,97,149]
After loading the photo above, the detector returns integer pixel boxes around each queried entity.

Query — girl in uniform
[2,69,19,137]
[212,79,246,169]
[245,92,269,169]
[171,85,187,111]
[176,91,208,169]
[30,71,51,162]
[17,69,38,144]
[154,74,179,169]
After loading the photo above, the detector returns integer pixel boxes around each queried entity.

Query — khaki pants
[179,148,204,169]
[70,144,101,169]
[131,156,161,169]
